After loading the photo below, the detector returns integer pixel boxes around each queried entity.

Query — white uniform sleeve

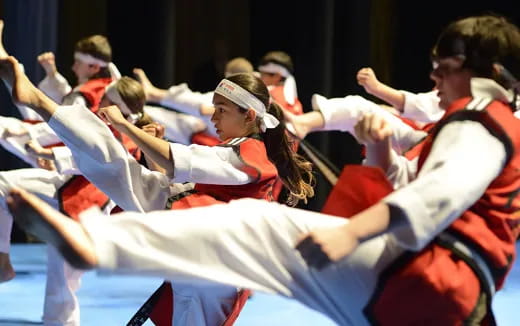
[160,83,213,117]
[144,105,207,145]
[37,72,72,104]
[170,142,254,185]
[62,92,88,107]
[26,122,62,147]
[384,152,419,189]
[314,94,427,154]
[401,90,444,123]
[52,146,81,175]
[383,120,507,250]
[48,104,171,213]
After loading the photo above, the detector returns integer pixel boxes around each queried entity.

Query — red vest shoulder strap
[77,77,113,112]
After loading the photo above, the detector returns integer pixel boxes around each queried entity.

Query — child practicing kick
[6,13,520,325]
[0,77,149,326]
[0,63,314,325]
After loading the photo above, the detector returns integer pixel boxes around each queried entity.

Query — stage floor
[0,243,518,325]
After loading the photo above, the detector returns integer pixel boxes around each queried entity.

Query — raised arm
[357,67,405,111]
[298,119,506,268]
[98,106,174,177]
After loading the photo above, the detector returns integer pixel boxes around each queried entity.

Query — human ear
[245,109,257,122]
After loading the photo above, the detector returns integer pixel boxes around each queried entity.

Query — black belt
[436,232,496,297]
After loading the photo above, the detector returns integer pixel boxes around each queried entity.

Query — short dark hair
[432,15,520,88]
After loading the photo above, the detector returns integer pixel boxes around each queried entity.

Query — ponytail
[263,102,315,206]
[224,73,315,206]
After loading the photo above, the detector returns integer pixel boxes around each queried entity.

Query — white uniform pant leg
[82,199,405,326]
[0,169,81,326]
[0,193,12,254]
[48,105,170,213]
[171,282,237,326]
[44,245,83,326]
[0,116,39,167]
[0,169,71,252]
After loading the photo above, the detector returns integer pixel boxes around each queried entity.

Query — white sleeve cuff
[53,146,80,175]
[170,143,192,182]
[383,188,429,251]
[401,90,443,123]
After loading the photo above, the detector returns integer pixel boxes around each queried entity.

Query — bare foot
[0,56,56,120]
[0,20,8,58]
[7,188,97,269]
[0,252,15,283]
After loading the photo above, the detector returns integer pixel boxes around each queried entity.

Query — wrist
[366,82,382,96]
[113,119,132,133]
[45,67,57,77]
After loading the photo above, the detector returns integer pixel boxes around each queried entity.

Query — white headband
[258,62,298,105]
[104,81,133,118]
[258,62,290,77]
[74,52,122,79]
[214,79,279,132]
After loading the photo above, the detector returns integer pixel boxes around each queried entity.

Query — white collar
[471,77,515,103]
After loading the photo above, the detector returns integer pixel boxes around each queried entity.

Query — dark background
[0,0,518,230]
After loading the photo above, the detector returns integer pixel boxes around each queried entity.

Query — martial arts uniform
[45,102,280,325]
[0,72,113,326]
[76,78,518,325]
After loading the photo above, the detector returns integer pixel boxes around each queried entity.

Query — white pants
[0,116,62,167]
[82,199,405,326]
[0,168,82,326]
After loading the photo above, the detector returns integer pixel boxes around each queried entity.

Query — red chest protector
[75,77,113,113]
[418,97,520,287]
[146,137,276,326]
[171,137,278,209]
[321,116,434,218]
[190,130,221,147]
[269,85,303,115]
[364,97,520,325]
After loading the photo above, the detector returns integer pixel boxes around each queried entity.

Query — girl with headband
[0,75,150,326]
[132,57,255,146]
[0,66,314,325]
[8,14,520,325]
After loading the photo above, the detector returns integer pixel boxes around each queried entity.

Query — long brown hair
[226,73,315,206]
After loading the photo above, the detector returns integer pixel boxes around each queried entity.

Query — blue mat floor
[0,243,518,325]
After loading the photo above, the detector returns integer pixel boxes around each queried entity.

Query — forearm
[346,202,391,241]
[147,87,169,103]
[301,111,326,133]
[144,155,168,175]
[118,121,174,177]
[369,84,405,112]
